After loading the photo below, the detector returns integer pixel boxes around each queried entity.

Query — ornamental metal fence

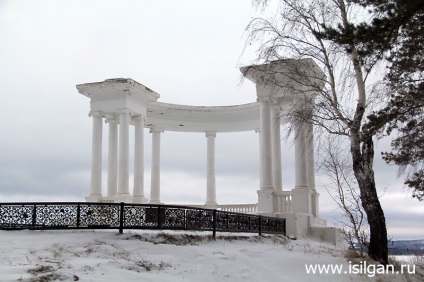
[0,202,285,237]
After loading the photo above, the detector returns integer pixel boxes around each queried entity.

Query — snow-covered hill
[0,230,422,281]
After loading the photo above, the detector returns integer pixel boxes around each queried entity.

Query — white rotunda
[76,59,340,242]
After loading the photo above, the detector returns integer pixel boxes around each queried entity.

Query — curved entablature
[145,101,260,132]
[76,76,299,133]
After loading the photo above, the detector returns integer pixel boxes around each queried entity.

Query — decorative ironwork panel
[215,211,229,230]
[124,205,163,228]
[249,216,260,231]
[79,204,119,227]
[261,217,285,234]
[276,219,285,233]
[227,214,240,231]
[186,209,213,230]
[162,207,185,229]
[261,217,271,232]
[143,207,164,228]
[0,205,33,227]
[35,205,77,227]
[124,206,146,227]
[237,215,251,231]
[0,202,285,235]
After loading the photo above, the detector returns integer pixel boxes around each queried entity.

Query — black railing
[0,202,285,237]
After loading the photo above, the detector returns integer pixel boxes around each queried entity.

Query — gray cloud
[0,0,421,240]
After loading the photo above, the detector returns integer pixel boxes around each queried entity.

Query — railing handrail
[218,203,257,207]
[0,202,285,237]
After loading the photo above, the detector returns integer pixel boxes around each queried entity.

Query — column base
[114,194,133,203]
[148,200,163,204]
[276,213,328,239]
[85,195,103,202]
[256,211,274,217]
[291,187,312,215]
[311,190,320,217]
[257,189,274,215]
[133,196,149,204]
[204,202,218,209]
[278,213,312,239]
[100,196,115,203]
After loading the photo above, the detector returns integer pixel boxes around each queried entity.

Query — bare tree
[320,136,368,257]
[245,0,389,264]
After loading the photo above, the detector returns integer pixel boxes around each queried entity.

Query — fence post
[226,213,229,231]
[119,202,124,234]
[212,209,216,238]
[184,209,187,230]
[32,204,37,229]
[157,206,161,228]
[248,215,251,231]
[258,215,262,236]
[77,203,80,228]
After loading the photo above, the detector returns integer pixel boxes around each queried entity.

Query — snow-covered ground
[0,229,422,281]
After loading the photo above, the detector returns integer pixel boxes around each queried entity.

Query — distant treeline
[389,248,424,256]
[351,240,424,255]
[388,240,424,255]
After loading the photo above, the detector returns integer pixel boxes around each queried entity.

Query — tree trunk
[351,133,388,264]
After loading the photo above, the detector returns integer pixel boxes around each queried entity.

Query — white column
[292,120,312,215]
[205,132,217,208]
[106,116,118,198]
[271,104,283,191]
[305,121,315,191]
[305,120,319,216]
[116,110,131,201]
[257,97,274,215]
[87,111,103,202]
[294,121,308,188]
[259,98,273,190]
[133,115,146,203]
[149,129,162,204]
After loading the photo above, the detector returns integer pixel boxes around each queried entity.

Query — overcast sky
[0,0,422,240]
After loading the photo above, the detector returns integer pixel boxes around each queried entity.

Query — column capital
[105,113,118,124]
[257,96,271,102]
[116,109,132,116]
[131,114,144,122]
[270,98,281,106]
[271,104,282,126]
[270,101,282,110]
[149,128,164,134]
[205,132,216,138]
[88,111,104,118]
